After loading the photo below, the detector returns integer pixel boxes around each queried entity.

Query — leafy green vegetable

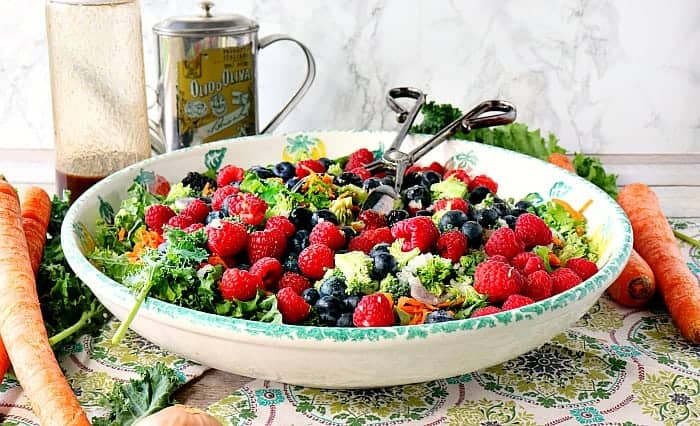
[572,154,619,198]
[91,363,181,426]
[535,201,598,263]
[456,250,488,280]
[415,255,453,297]
[333,251,378,295]
[410,101,463,134]
[37,192,108,347]
[215,289,282,324]
[239,171,303,216]
[164,182,194,205]
[451,282,489,319]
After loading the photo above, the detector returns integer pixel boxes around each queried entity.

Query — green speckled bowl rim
[62,130,633,342]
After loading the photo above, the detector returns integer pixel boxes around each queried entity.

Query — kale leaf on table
[36,192,108,347]
[91,363,180,426]
[410,100,619,197]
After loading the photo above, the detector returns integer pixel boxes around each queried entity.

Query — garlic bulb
[134,405,222,426]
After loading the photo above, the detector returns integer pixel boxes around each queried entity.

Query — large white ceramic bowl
[62,131,632,388]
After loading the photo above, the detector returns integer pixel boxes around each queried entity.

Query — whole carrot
[21,187,52,274]
[617,183,700,343]
[607,249,656,308]
[547,153,576,173]
[0,180,89,425]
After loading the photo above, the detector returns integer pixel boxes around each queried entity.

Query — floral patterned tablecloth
[204,220,700,426]
[0,221,698,426]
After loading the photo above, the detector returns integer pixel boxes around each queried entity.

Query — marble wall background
[2,0,699,153]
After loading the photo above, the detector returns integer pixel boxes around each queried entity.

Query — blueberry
[289,229,310,253]
[315,295,343,318]
[198,196,212,205]
[286,177,300,190]
[386,209,410,227]
[250,165,275,179]
[466,204,478,222]
[283,253,301,273]
[421,170,442,188]
[273,161,296,180]
[416,209,432,216]
[381,175,396,188]
[438,210,469,232]
[319,276,347,299]
[369,243,391,258]
[371,252,397,280]
[343,295,362,312]
[336,312,355,327]
[301,288,320,305]
[311,209,339,227]
[469,186,491,205]
[492,202,509,218]
[289,206,313,230]
[339,226,357,244]
[363,177,382,192]
[514,200,533,211]
[477,207,500,228]
[509,207,527,217]
[425,310,455,323]
[401,172,422,189]
[461,221,483,247]
[205,210,223,224]
[334,172,363,187]
[319,312,339,326]
[504,214,517,230]
[403,185,431,211]
[318,157,333,171]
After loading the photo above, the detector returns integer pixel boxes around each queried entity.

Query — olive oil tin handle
[258,34,316,134]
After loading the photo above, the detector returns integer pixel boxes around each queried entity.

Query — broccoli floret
[389,240,420,267]
[266,191,298,218]
[338,184,368,205]
[456,251,488,279]
[327,163,343,177]
[415,255,453,297]
[452,280,489,319]
[329,196,354,225]
[164,182,194,204]
[334,251,377,295]
[430,176,467,200]
[378,274,409,300]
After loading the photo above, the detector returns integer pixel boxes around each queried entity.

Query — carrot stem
[673,229,700,248]
[48,303,100,347]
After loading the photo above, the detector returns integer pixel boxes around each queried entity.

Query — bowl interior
[62,130,632,343]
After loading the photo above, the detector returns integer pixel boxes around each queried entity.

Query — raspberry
[216,165,245,187]
[433,198,469,213]
[511,252,545,275]
[404,165,425,175]
[344,148,374,171]
[468,175,498,193]
[167,214,196,229]
[471,306,502,317]
[489,255,510,264]
[358,210,386,231]
[502,294,535,311]
[436,230,468,263]
[247,229,287,264]
[227,193,268,226]
[350,167,371,181]
[147,174,171,197]
[443,169,471,185]
[474,260,523,303]
[523,270,553,301]
[426,161,445,176]
[278,272,311,295]
[515,213,552,249]
[206,220,249,258]
[180,198,210,223]
[219,268,260,301]
[265,216,296,238]
[145,204,176,233]
[184,223,204,233]
[276,287,311,324]
[511,252,538,270]
[485,227,524,259]
[211,185,240,211]
[565,257,599,281]
[347,235,375,254]
[298,244,335,280]
[296,159,326,178]
[551,267,583,295]
[353,293,395,327]
[249,257,283,291]
[309,221,346,250]
[363,227,394,246]
[391,216,439,253]
[523,256,545,275]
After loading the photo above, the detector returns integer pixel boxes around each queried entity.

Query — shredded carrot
[202,182,214,197]
[118,227,126,242]
[207,255,228,269]
[552,198,584,222]
[552,236,564,247]
[126,229,164,263]
[576,225,585,236]
[578,199,593,214]
[549,252,561,267]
